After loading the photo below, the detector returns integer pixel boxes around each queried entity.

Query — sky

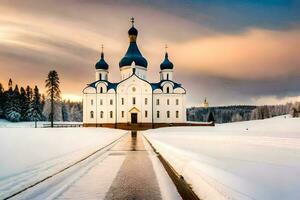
[0,0,300,106]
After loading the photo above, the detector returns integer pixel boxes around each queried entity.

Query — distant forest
[187,103,300,123]
[0,79,83,122]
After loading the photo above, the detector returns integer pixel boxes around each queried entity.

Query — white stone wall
[153,92,186,123]
[83,74,186,124]
[116,75,152,123]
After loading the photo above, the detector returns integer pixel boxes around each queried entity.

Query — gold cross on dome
[130,17,134,26]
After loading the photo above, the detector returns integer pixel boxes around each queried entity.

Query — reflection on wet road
[105,131,162,200]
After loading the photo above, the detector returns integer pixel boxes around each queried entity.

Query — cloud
[171,27,300,80]
[0,0,300,105]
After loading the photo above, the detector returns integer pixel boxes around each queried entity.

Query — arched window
[100,99,103,105]
[110,99,113,105]
[132,97,136,105]
[145,110,148,118]
[100,111,103,118]
[121,98,124,105]
[157,111,160,118]
[91,99,94,105]
[176,99,179,105]
[167,111,170,118]
[167,99,170,105]
[90,111,94,119]
[167,74,169,80]
[99,73,102,80]
[110,111,113,118]
[100,87,103,93]
[176,111,179,118]
[121,111,124,118]
[166,87,170,93]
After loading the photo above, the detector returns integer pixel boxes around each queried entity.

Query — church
[83,18,186,129]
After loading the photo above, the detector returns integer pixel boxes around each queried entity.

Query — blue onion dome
[160,52,174,70]
[119,18,148,68]
[128,26,138,36]
[95,51,109,70]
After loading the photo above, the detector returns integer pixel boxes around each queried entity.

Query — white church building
[83,18,186,129]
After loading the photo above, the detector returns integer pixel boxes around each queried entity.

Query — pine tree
[0,83,4,118]
[61,101,70,121]
[207,112,215,123]
[28,86,43,122]
[19,87,29,121]
[45,70,61,127]
[6,85,22,122]
[4,79,13,121]
[24,86,33,120]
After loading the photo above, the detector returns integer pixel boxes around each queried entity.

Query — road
[12,131,181,200]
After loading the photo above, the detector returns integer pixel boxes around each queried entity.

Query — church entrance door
[131,113,138,124]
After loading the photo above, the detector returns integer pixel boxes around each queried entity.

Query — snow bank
[144,115,300,200]
[0,127,126,199]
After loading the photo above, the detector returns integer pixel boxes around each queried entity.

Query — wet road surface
[104,131,162,200]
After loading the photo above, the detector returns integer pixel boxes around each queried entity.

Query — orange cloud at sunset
[171,27,300,80]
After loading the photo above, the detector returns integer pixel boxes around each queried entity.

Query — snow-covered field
[0,126,126,199]
[144,115,300,200]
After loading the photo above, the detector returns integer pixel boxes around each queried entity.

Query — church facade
[83,19,186,128]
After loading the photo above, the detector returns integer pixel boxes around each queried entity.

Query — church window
[121,98,124,105]
[145,98,148,105]
[167,111,170,118]
[166,87,170,93]
[110,99,113,105]
[91,99,94,105]
[156,99,160,105]
[176,111,179,118]
[167,99,170,105]
[133,97,136,105]
[121,111,124,118]
[157,111,160,118]
[90,111,94,119]
[100,99,103,105]
[110,111,113,118]
[100,111,103,118]
[145,110,148,118]
[167,74,169,80]
[176,99,179,105]
[100,87,103,93]
[99,73,102,80]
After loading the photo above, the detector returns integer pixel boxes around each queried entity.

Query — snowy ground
[0,126,126,199]
[144,115,300,200]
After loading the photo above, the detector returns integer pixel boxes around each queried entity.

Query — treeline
[187,105,256,123]
[187,103,300,123]
[0,79,82,122]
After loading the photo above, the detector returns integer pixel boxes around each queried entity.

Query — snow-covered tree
[231,113,243,122]
[19,87,29,121]
[70,104,82,122]
[28,86,44,121]
[5,85,22,122]
[43,99,62,122]
[61,101,70,121]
